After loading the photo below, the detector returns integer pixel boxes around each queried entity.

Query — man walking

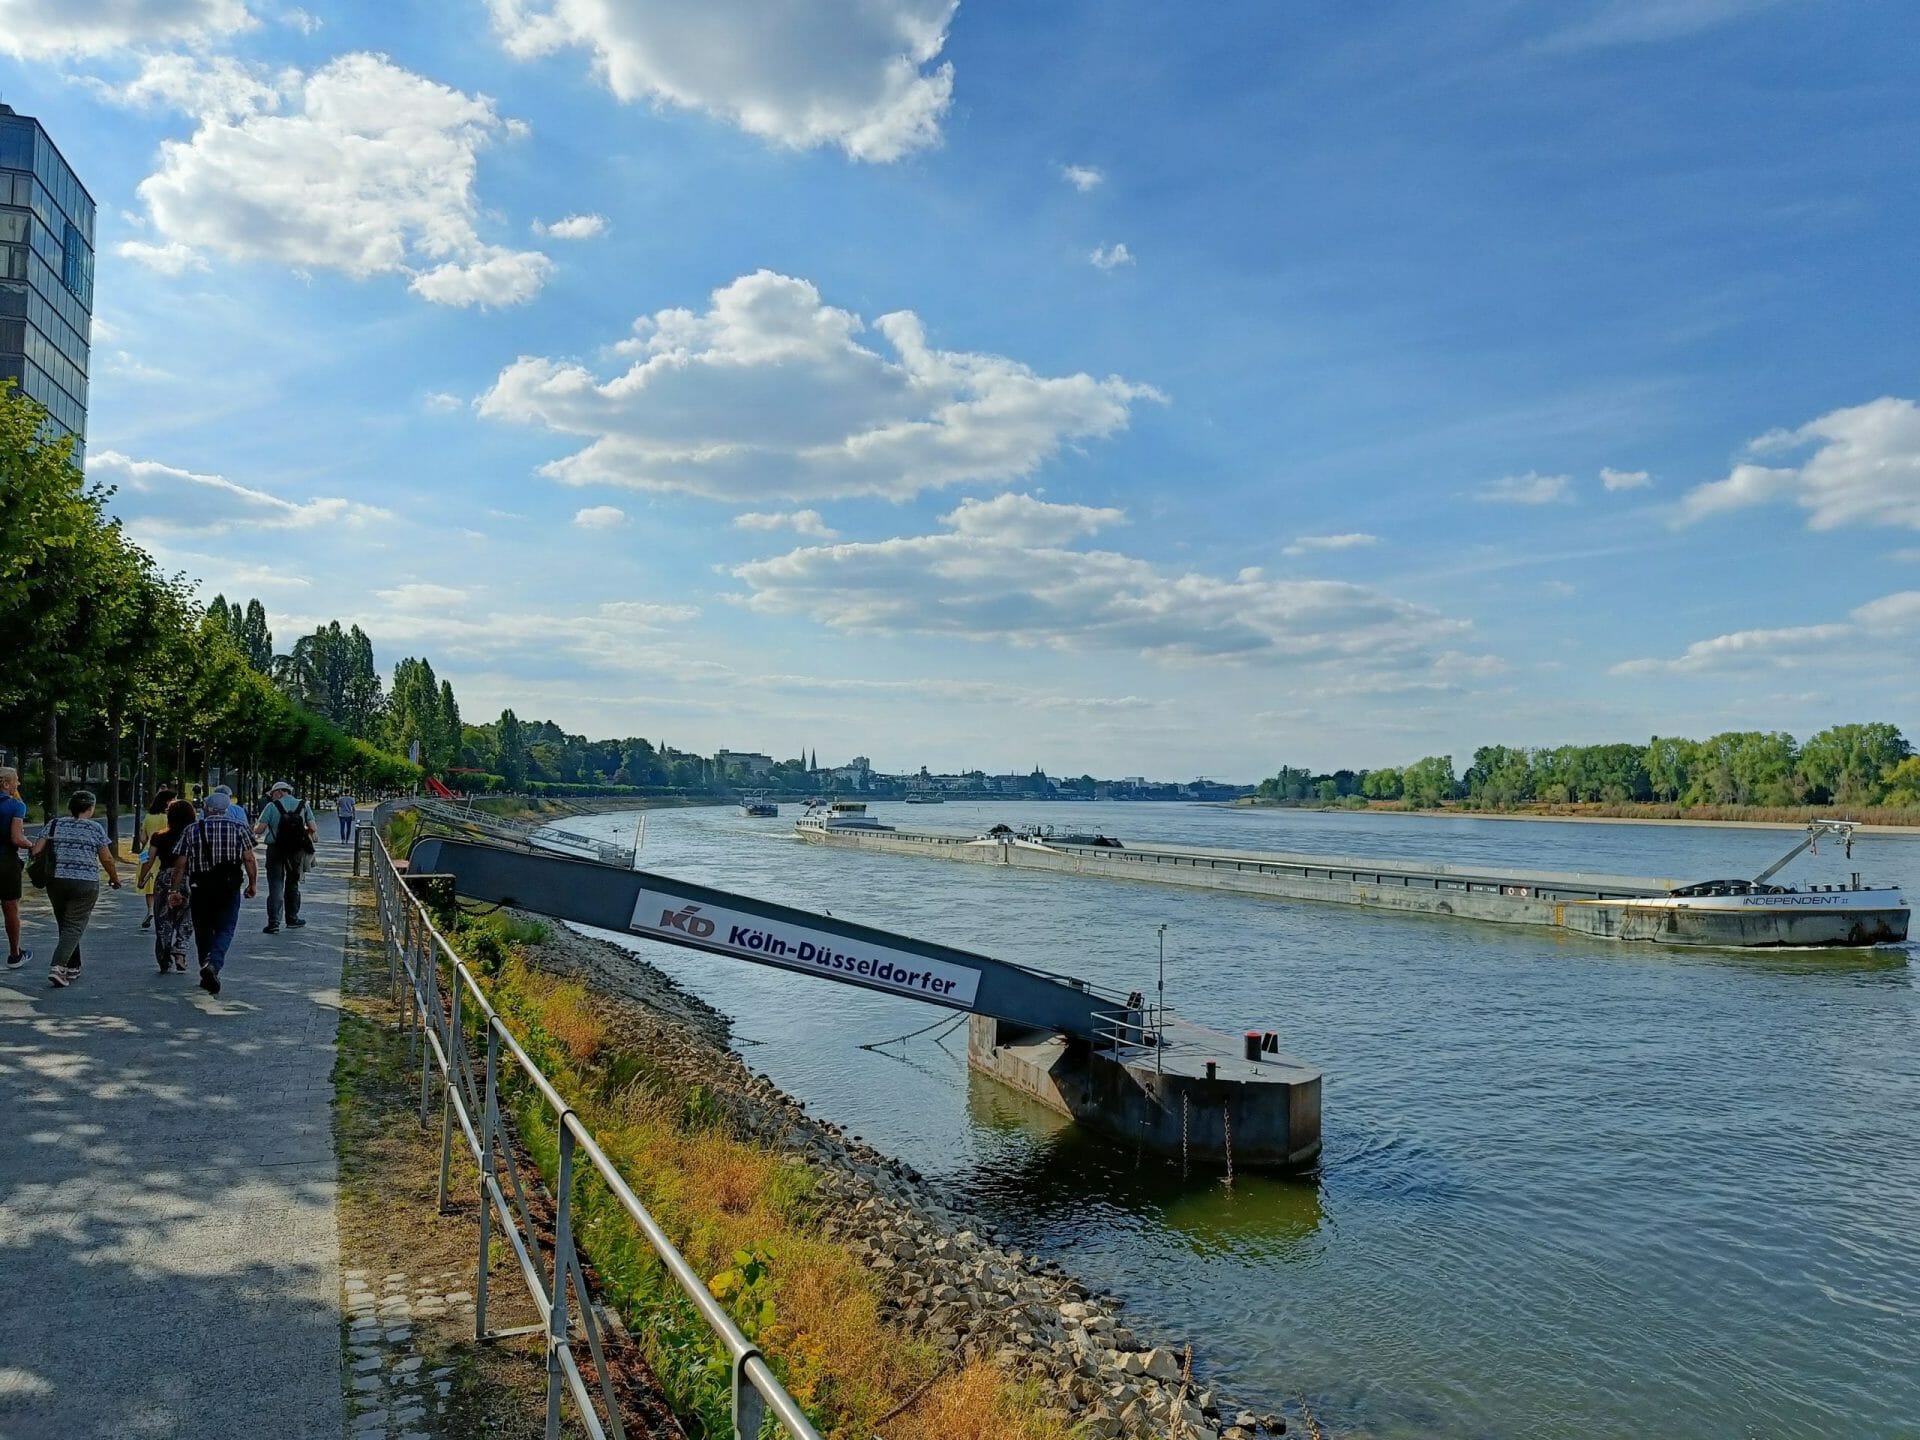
[335,789,356,843]
[255,780,316,933]
[168,791,257,994]
[0,767,30,971]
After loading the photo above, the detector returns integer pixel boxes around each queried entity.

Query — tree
[495,709,528,790]
[1401,755,1456,808]
[1798,723,1908,806]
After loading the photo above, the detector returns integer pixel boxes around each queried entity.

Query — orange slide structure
[424,775,460,800]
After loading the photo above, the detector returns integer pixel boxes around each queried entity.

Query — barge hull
[794,828,1907,949]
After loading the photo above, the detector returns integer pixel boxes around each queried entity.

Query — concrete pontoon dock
[793,825,1911,949]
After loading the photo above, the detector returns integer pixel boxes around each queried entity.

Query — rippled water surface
[560,803,1920,1439]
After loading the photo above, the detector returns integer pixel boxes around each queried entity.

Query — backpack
[271,797,315,857]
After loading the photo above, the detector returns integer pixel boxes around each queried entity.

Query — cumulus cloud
[364,590,705,674]
[573,504,628,529]
[731,494,1482,676]
[96,450,392,535]
[116,53,551,307]
[1600,467,1652,490]
[1090,243,1134,271]
[1476,472,1572,505]
[0,0,254,57]
[422,391,464,414]
[1674,396,1920,531]
[940,493,1124,546]
[281,6,320,32]
[478,269,1162,503]
[734,509,838,538]
[1611,590,1920,675]
[1282,532,1379,557]
[1061,164,1104,192]
[533,212,609,240]
[485,0,957,162]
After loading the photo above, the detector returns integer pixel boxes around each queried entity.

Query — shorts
[0,852,21,904]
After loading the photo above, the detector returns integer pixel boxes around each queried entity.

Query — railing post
[476,1024,500,1342]
[418,933,436,1127]
[547,1121,577,1440]
[437,977,462,1211]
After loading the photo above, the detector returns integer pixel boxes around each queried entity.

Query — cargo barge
[793,816,1909,950]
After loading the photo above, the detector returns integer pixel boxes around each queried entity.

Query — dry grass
[480,951,1072,1440]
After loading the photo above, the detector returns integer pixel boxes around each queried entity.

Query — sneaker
[173,956,188,973]
[262,924,280,934]
[48,965,73,988]
[286,918,307,929]
[158,955,172,972]
[198,964,219,994]
[140,915,153,930]
[5,949,24,970]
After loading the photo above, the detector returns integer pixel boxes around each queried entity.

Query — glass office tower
[0,102,94,468]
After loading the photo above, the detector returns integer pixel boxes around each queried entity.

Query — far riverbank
[1226,800,1920,835]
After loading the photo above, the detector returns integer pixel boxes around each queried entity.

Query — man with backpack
[255,780,317,933]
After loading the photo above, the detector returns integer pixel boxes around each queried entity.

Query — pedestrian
[212,784,248,826]
[29,789,122,989]
[336,788,356,843]
[255,780,316,933]
[167,791,257,994]
[144,798,198,973]
[1,766,30,971]
[136,835,157,929]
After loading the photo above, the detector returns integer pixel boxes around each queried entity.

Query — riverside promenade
[0,836,351,1438]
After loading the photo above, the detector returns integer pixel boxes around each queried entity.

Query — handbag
[27,818,55,890]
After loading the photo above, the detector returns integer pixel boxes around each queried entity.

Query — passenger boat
[795,799,895,834]
[903,792,945,804]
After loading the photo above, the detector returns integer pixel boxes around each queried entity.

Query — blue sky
[7,0,1918,778]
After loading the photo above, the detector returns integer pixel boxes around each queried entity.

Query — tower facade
[0,101,94,466]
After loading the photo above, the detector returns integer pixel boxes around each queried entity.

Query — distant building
[0,102,94,466]
[715,749,775,777]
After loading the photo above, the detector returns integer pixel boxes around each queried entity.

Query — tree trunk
[43,705,59,817]
[107,709,123,847]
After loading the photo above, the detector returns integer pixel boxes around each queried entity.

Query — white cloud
[485,0,957,162]
[0,0,254,58]
[1061,164,1104,192]
[116,53,551,308]
[1546,0,1779,51]
[940,493,1124,546]
[1475,472,1572,505]
[376,582,471,608]
[364,590,705,674]
[1282,532,1379,557]
[478,269,1162,503]
[1674,396,1920,531]
[422,391,464,414]
[573,504,629,529]
[732,494,1483,675]
[1600,466,1652,490]
[281,5,319,32]
[96,450,393,535]
[734,509,838,538]
[533,212,609,240]
[1611,590,1920,675]
[1089,243,1134,271]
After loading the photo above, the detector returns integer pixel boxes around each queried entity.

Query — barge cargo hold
[792,821,1910,950]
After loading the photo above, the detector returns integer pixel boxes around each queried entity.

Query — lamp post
[1155,923,1168,1075]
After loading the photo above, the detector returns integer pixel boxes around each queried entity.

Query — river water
[558,803,1920,1439]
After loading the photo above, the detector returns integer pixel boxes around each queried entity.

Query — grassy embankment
[1237,798,1920,828]
[415,865,1072,1439]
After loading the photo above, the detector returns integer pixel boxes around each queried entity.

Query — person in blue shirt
[0,766,29,970]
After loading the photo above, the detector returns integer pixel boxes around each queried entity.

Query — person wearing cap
[1,766,32,970]
[255,780,316,933]
[169,791,257,993]
[212,784,248,826]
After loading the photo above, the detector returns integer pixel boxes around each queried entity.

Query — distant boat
[740,793,779,818]
[903,792,945,804]
[796,798,894,833]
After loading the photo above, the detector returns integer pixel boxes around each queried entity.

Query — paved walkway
[0,835,355,1439]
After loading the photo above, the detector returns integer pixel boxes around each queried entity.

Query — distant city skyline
[5,3,1917,775]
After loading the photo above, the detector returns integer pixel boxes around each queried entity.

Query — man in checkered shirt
[166,791,259,994]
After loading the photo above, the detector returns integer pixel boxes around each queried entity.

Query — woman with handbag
[28,789,122,988]
[144,798,198,973]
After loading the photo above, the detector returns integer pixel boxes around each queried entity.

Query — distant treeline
[1258,724,1920,811]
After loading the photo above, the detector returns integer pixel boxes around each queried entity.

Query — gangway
[405,836,1322,1168]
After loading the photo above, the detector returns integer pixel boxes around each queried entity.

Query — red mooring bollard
[1244,1031,1263,1062]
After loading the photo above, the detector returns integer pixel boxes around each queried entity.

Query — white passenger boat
[795,799,895,834]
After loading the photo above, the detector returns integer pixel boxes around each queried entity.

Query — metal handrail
[367,830,821,1440]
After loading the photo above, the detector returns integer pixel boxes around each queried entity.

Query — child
[136,840,158,928]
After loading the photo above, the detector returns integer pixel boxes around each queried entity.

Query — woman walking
[29,790,122,988]
[143,798,197,973]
